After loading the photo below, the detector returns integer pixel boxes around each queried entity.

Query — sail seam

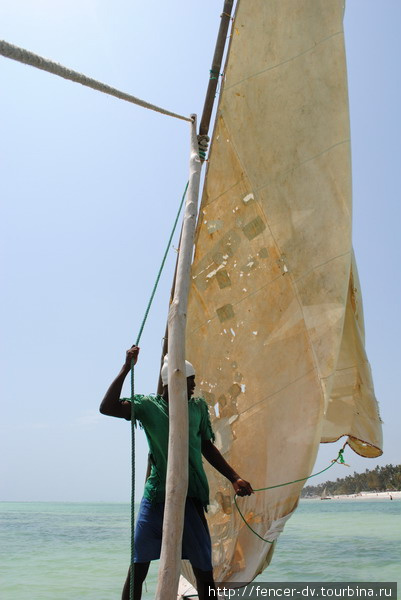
[202,139,350,213]
[193,116,338,405]
[321,362,372,378]
[188,272,284,335]
[199,179,244,212]
[224,30,344,91]
[236,367,317,419]
[254,140,351,196]
[202,118,348,406]
[292,250,351,285]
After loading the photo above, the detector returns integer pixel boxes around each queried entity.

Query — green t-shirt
[123,395,215,509]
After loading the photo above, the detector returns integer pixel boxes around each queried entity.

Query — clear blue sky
[0,0,400,502]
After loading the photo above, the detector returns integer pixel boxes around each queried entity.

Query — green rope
[134,180,189,346]
[129,181,189,600]
[234,448,347,544]
[129,364,136,600]
[164,450,348,599]
[209,68,223,81]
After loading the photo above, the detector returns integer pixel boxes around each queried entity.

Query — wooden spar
[157,0,234,387]
[152,0,234,497]
[154,115,202,600]
[157,230,181,395]
[199,0,234,136]
[152,4,234,593]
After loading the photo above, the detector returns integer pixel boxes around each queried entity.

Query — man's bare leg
[121,562,150,600]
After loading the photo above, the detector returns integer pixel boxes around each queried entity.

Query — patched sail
[185,0,382,584]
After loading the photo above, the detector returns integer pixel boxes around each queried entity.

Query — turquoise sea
[1,499,399,599]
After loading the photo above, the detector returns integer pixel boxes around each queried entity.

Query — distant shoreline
[304,491,401,501]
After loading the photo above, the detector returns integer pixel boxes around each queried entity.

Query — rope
[134,182,188,347]
[197,135,210,162]
[130,363,136,600]
[0,40,192,123]
[181,450,348,599]
[209,68,224,81]
[128,181,188,600]
[234,447,348,544]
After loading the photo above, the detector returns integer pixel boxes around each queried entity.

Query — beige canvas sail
[184,0,382,585]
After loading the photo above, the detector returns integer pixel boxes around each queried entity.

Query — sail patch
[242,216,266,240]
[216,304,235,322]
[216,269,232,289]
[258,247,269,259]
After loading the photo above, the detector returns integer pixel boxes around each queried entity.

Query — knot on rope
[197,134,210,161]
[332,448,349,467]
[209,69,223,81]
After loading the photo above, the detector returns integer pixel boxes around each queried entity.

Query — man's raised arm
[99,346,139,419]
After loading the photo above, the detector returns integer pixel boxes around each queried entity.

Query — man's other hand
[233,478,254,496]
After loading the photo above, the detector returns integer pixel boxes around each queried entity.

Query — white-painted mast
[155,115,202,600]
[154,6,234,597]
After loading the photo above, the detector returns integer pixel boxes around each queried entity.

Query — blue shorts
[134,497,212,571]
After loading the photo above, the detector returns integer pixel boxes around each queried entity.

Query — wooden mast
[156,0,235,395]
[155,115,202,600]
[199,0,234,136]
[154,4,235,598]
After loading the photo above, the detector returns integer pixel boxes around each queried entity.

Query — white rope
[0,40,192,123]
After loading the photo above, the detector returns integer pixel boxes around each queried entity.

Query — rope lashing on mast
[208,69,224,100]
[128,181,189,600]
[0,40,192,123]
[234,447,349,544]
[197,135,210,162]
[209,69,221,81]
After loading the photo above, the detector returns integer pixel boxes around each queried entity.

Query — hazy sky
[1,1,400,503]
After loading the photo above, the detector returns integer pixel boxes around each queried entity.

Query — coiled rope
[0,40,192,123]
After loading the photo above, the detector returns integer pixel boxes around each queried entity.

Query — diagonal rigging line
[0,40,192,123]
[225,30,344,92]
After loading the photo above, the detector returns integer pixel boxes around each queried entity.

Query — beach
[311,491,401,501]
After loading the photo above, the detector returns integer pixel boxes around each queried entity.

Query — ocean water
[0,499,399,599]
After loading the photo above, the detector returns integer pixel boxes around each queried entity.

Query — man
[100,346,253,600]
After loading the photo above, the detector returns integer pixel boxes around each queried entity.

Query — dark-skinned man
[100,346,253,600]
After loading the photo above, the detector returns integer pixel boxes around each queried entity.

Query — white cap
[161,354,195,386]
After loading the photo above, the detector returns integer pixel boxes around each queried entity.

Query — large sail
[185,0,382,584]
